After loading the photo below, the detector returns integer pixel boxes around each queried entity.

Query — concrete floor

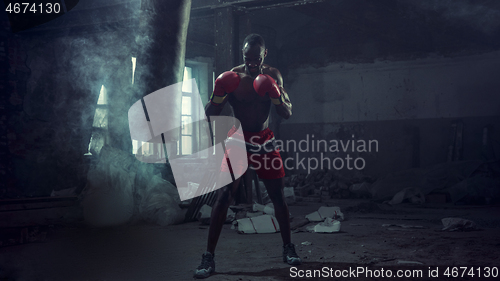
[1,199,500,281]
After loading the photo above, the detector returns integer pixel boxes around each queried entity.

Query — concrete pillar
[106,53,134,154]
[133,0,192,143]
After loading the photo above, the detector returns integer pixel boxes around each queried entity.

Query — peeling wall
[285,51,500,124]
[280,52,500,177]
[281,116,500,177]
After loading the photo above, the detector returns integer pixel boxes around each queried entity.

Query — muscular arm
[205,100,225,117]
[272,69,292,120]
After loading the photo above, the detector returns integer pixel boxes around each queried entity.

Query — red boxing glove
[253,74,283,105]
[210,71,241,106]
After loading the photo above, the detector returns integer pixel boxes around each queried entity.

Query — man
[194,34,301,279]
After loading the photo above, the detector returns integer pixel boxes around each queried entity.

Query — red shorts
[221,127,285,180]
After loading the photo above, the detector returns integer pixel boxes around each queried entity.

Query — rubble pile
[196,203,347,234]
[285,170,376,202]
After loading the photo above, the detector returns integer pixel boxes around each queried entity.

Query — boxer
[195,33,301,279]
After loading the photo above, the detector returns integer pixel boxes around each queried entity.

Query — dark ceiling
[189,0,500,57]
[5,0,500,58]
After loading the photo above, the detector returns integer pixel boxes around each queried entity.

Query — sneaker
[283,243,302,265]
[194,252,215,279]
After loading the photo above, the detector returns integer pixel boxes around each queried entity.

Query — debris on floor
[197,204,212,225]
[305,206,344,222]
[290,216,310,230]
[441,217,477,231]
[286,170,376,201]
[387,187,425,205]
[135,171,185,226]
[382,224,424,229]
[246,211,264,218]
[304,225,316,233]
[226,208,235,223]
[313,218,341,233]
[284,186,296,204]
[235,214,280,234]
[177,182,199,202]
[253,203,275,216]
[254,181,271,204]
[368,160,496,204]
[446,175,500,204]
[349,182,372,198]
[196,204,235,225]
[82,146,185,227]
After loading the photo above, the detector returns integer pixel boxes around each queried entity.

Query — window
[94,85,108,129]
[86,85,109,156]
[178,62,213,159]
[179,66,194,155]
[89,56,211,160]
[130,64,206,159]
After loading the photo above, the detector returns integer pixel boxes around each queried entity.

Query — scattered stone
[441,218,477,231]
[314,218,341,233]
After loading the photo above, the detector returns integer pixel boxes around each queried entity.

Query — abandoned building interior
[1,0,500,280]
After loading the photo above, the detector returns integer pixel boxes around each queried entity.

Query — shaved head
[242,33,266,50]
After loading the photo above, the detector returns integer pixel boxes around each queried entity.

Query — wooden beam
[191,0,326,16]
[193,0,272,11]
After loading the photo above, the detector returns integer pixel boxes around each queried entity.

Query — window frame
[177,59,213,159]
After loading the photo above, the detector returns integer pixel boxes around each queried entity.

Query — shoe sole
[194,267,214,279]
[284,256,302,265]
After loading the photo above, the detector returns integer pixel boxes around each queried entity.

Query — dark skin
[205,44,293,255]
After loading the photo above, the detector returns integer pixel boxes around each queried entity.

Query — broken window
[131,57,163,158]
[86,57,208,159]
[179,66,194,155]
[86,85,109,156]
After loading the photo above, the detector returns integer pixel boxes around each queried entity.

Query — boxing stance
[194,34,301,279]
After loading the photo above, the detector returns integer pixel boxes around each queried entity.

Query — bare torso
[228,64,279,132]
